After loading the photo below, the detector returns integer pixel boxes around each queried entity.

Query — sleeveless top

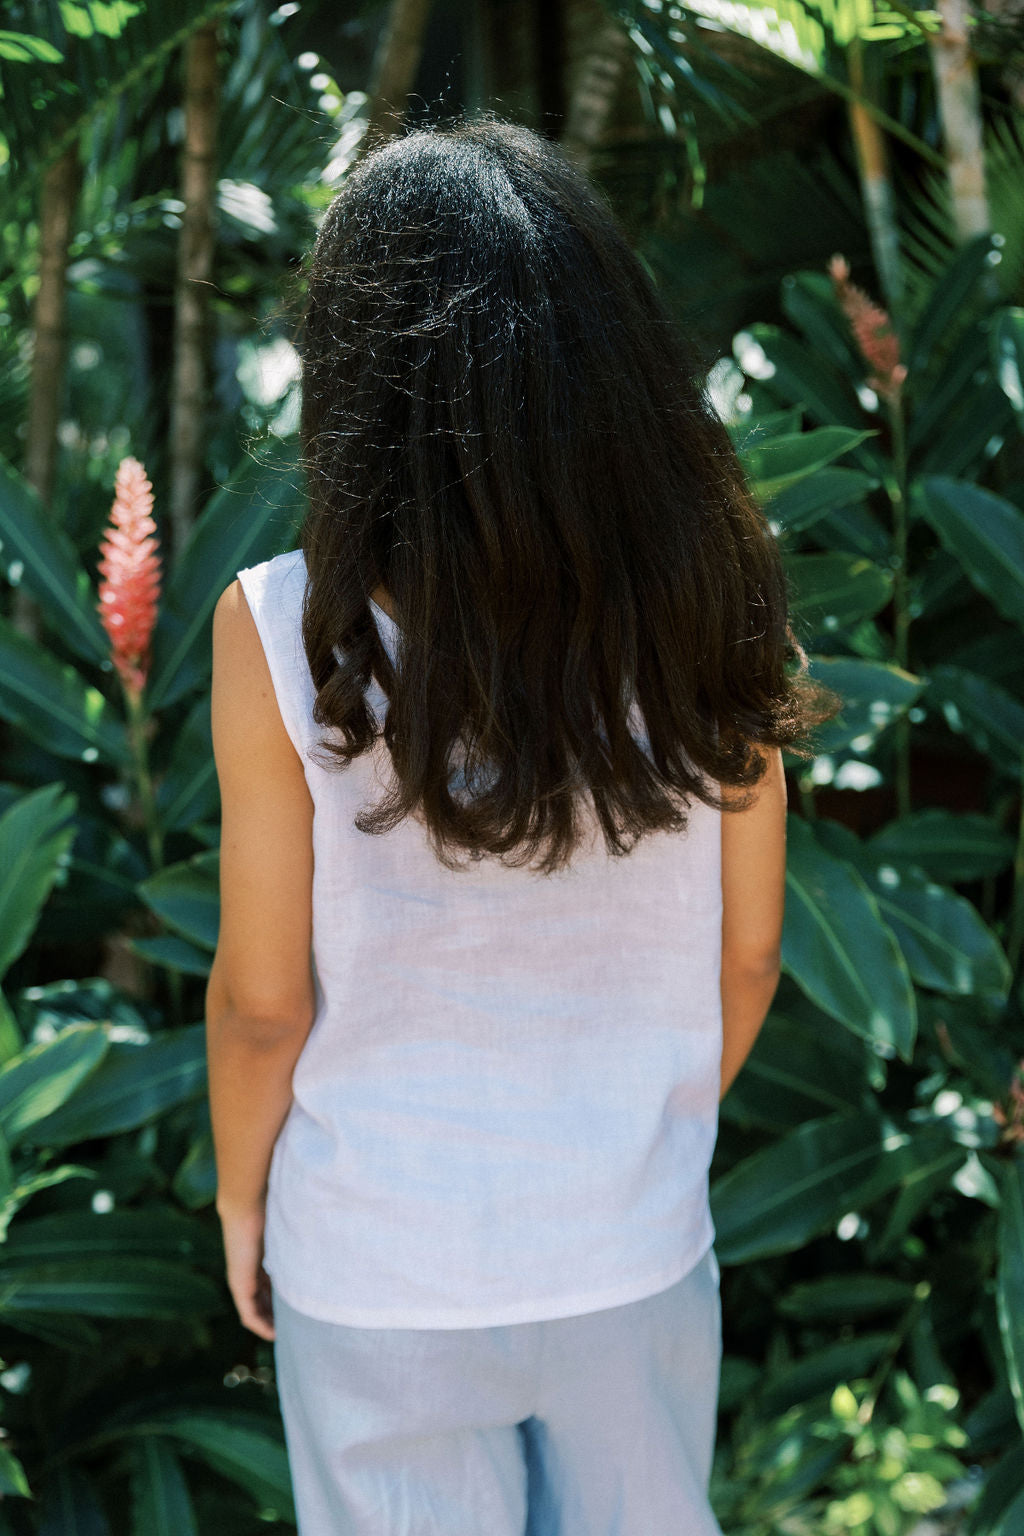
[236,549,723,1329]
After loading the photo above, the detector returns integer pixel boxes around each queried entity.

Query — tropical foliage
[0,0,1022,1531]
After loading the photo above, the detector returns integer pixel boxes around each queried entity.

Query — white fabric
[236,549,723,1329]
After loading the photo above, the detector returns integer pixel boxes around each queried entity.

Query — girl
[207,117,824,1536]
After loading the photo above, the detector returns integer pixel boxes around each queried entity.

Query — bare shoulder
[211,579,297,768]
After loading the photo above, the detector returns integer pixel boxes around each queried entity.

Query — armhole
[236,563,310,763]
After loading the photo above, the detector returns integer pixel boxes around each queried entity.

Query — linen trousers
[271,1245,724,1536]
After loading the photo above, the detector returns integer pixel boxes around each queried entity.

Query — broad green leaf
[787,552,892,634]
[710,1109,899,1263]
[735,324,867,433]
[130,1439,198,1536]
[806,656,924,755]
[870,811,1015,883]
[23,1025,206,1147]
[0,783,77,979]
[0,1024,108,1145]
[1,1207,220,1268]
[815,821,1012,1001]
[0,455,107,663]
[138,853,219,951]
[928,665,1024,775]
[0,1165,95,1243]
[907,234,998,373]
[0,1443,30,1497]
[914,476,1024,630]
[760,1334,894,1416]
[996,1158,1024,1440]
[967,1442,1024,1536]
[124,1410,294,1519]
[130,934,213,977]
[783,817,915,1059]
[740,426,877,499]
[779,270,864,377]
[777,1273,918,1321]
[0,1256,221,1318]
[39,1467,110,1536]
[156,694,218,832]
[722,999,871,1129]
[993,307,1024,416]
[173,1129,217,1210]
[0,617,127,765]
[147,441,302,710]
[765,466,877,534]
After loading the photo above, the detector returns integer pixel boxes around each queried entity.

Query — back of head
[299,116,822,874]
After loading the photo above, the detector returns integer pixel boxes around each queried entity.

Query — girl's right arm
[719,748,787,1102]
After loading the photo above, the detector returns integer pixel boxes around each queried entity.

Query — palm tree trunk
[26,144,81,510]
[928,0,990,241]
[16,142,82,635]
[561,13,630,171]
[846,39,903,309]
[169,22,220,557]
[364,0,435,148]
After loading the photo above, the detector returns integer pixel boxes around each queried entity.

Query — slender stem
[887,399,912,818]
[856,1280,930,1425]
[124,685,164,873]
[1007,763,1024,976]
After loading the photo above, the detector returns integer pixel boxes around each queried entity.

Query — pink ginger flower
[993,1058,1024,1147]
[828,254,907,404]
[97,457,162,699]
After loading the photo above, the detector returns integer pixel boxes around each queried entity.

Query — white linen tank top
[237,549,723,1329]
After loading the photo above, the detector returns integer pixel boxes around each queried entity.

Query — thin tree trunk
[26,144,81,510]
[169,22,219,557]
[847,39,903,309]
[560,14,630,172]
[363,0,435,149]
[15,142,82,635]
[928,0,990,241]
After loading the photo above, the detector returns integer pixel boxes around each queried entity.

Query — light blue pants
[272,1246,724,1536]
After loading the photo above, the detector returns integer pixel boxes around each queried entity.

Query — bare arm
[719,749,787,1102]
[206,578,316,1337]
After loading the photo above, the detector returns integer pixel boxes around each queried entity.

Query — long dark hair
[299,116,830,875]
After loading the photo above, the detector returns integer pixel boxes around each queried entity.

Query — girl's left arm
[207,578,316,1340]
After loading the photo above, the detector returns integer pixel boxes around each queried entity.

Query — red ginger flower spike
[828,253,907,405]
[97,457,161,699]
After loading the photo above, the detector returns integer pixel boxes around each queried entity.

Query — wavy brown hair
[299,116,832,874]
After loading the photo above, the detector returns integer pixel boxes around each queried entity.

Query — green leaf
[914,476,1024,630]
[23,1025,207,1147]
[765,466,877,534]
[783,817,916,1059]
[777,1273,918,1321]
[736,324,867,432]
[815,821,1012,1001]
[806,656,924,755]
[1,1207,220,1268]
[0,783,77,980]
[0,455,107,663]
[723,1001,871,1130]
[779,271,865,378]
[130,1439,198,1536]
[138,853,219,951]
[0,1256,222,1318]
[0,1024,108,1146]
[870,810,1015,883]
[908,234,1000,375]
[156,695,218,832]
[147,442,302,710]
[0,30,64,63]
[993,307,1024,416]
[740,426,877,499]
[173,1129,217,1210]
[130,934,213,977]
[996,1158,1024,1440]
[39,1466,110,1535]
[710,1110,899,1263]
[928,665,1024,775]
[787,552,892,634]
[0,1165,96,1243]
[126,1410,294,1519]
[0,617,127,765]
[760,1334,894,1416]
[0,1443,30,1497]
[967,1442,1024,1536]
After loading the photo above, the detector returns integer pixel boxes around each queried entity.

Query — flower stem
[124,685,163,874]
[887,399,911,818]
